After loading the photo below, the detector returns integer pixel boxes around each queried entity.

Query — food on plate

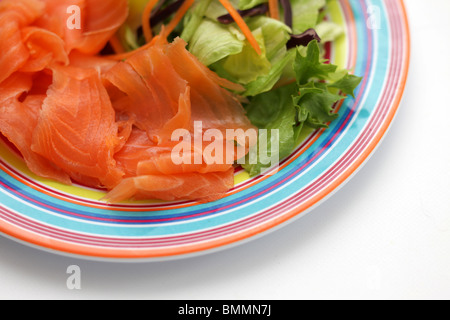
[0,0,361,203]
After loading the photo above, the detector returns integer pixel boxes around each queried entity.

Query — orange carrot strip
[218,0,262,55]
[161,0,196,38]
[269,0,280,20]
[109,33,126,54]
[142,0,160,43]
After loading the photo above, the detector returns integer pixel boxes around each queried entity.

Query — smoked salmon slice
[0,73,71,184]
[0,17,29,84]
[105,37,256,146]
[31,66,124,189]
[35,0,128,55]
[103,44,191,144]
[20,27,69,73]
[0,0,45,84]
[103,168,235,203]
[69,51,118,74]
[114,128,234,178]
[164,38,254,135]
[0,0,44,26]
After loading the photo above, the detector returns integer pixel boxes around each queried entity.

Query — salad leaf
[205,0,240,19]
[238,0,268,11]
[290,0,326,34]
[293,82,341,129]
[242,40,362,176]
[294,39,337,84]
[293,40,362,129]
[212,27,271,84]
[247,16,291,61]
[242,83,298,176]
[244,48,296,96]
[210,15,292,91]
[187,19,244,66]
[315,20,345,43]
[328,73,363,98]
[181,0,213,42]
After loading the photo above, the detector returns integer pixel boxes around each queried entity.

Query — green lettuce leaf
[294,38,338,84]
[187,19,244,66]
[242,40,362,176]
[293,40,362,129]
[247,16,291,61]
[238,0,268,10]
[315,20,345,43]
[293,82,341,129]
[210,16,291,90]
[328,73,363,98]
[181,0,214,42]
[212,27,271,84]
[242,83,298,176]
[244,48,296,96]
[205,0,240,19]
[290,0,326,34]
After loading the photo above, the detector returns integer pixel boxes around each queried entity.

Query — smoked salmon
[34,0,129,55]
[0,73,71,184]
[103,168,236,203]
[0,0,44,84]
[103,42,191,144]
[31,65,125,189]
[0,0,256,203]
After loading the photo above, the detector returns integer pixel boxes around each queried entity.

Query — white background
[1,0,449,300]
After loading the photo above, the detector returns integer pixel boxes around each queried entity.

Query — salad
[0,0,361,203]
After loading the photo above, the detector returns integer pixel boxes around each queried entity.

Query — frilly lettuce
[242,40,362,175]
[290,0,326,34]
[186,19,244,66]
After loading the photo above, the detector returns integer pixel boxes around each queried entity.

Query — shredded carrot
[142,0,160,43]
[269,0,280,20]
[161,0,195,39]
[218,0,262,55]
[108,33,126,54]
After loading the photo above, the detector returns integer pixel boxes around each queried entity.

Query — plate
[0,0,410,261]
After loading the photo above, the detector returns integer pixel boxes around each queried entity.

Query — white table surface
[1,0,449,300]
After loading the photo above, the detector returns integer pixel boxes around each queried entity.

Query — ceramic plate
[0,0,410,261]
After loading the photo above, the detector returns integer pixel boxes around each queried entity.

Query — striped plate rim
[0,0,410,261]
